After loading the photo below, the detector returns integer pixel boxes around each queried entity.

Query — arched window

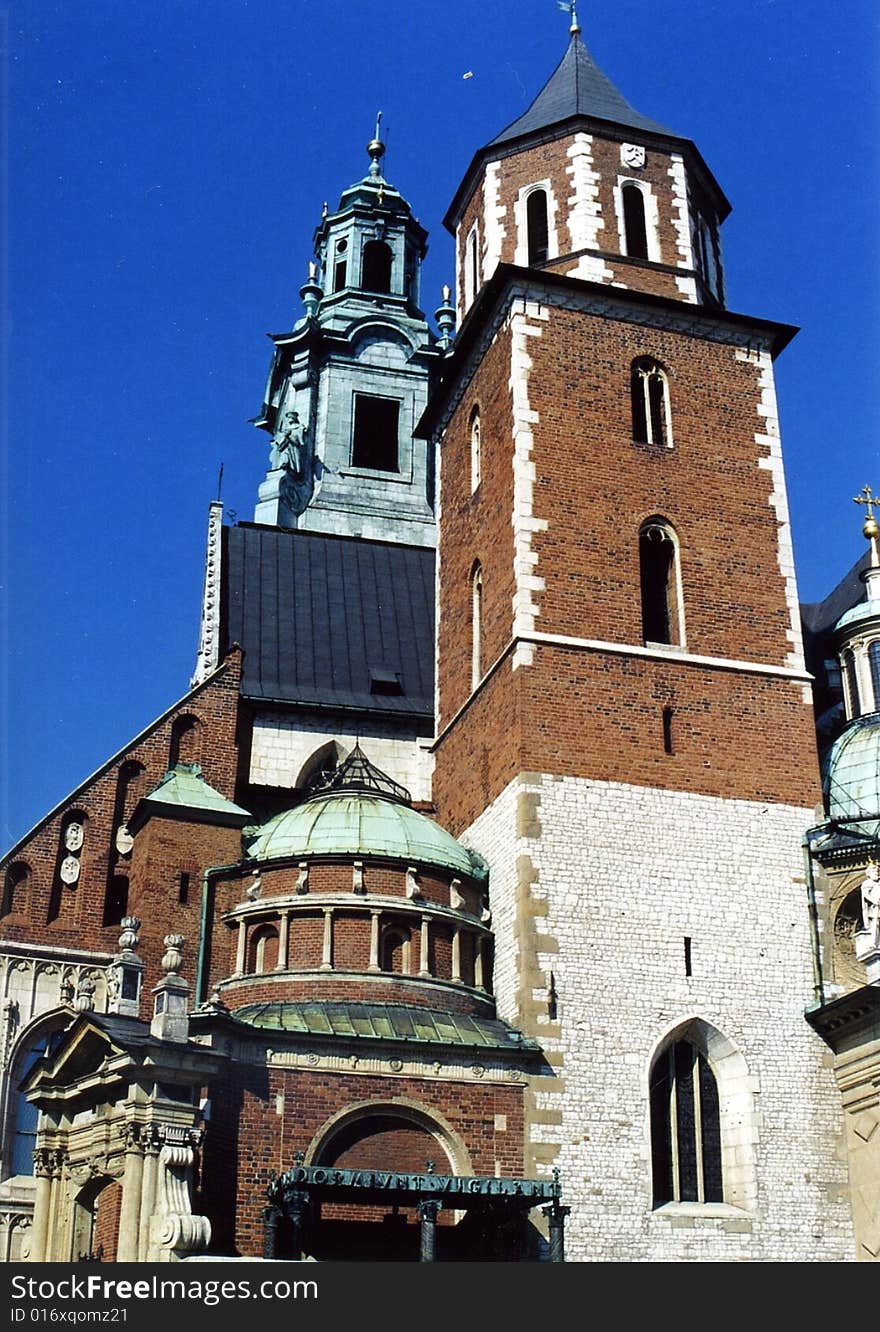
[470,407,481,492]
[380,926,411,974]
[248,925,280,974]
[650,1038,723,1206]
[2,862,31,918]
[362,240,392,294]
[526,189,549,266]
[843,649,860,718]
[333,238,348,292]
[169,714,201,768]
[869,641,880,713]
[622,183,649,260]
[471,562,483,689]
[631,358,671,448]
[639,520,683,646]
[4,1024,66,1181]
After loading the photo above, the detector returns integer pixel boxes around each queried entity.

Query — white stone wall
[248,712,433,802]
[461,773,854,1261]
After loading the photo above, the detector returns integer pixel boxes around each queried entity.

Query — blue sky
[2,0,879,849]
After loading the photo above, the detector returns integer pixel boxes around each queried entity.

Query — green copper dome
[824,713,880,830]
[246,790,488,882]
[835,597,880,632]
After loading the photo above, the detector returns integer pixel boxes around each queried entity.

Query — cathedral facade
[1,20,878,1263]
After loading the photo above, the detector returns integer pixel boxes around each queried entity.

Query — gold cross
[854,484,878,521]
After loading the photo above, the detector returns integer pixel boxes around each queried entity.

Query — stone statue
[860,862,880,948]
[271,409,306,477]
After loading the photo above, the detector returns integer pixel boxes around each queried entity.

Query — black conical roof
[490,31,672,145]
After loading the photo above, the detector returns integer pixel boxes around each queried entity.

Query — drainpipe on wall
[802,824,829,1010]
[196,860,248,1004]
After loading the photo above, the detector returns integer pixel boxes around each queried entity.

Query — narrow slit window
[662,706,674,754]
[471,562,483,689]
[352,394,400,471]
[843,649,860,717]
[465,226,479,307]
[684,936,692,976]
[334,238,348,293]
[869,641,880,712]
[526,189,549,265]
[470,407,481,492]
[622,183,649,260]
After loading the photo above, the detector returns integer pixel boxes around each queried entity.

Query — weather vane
[557,1,581,35]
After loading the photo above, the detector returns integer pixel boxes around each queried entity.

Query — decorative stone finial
[161,934,185,976]
[118,916,141,953]
[74,974,96,1013]
[300,262,323,321]
[108,915,144,1017]
[435,285,457,352]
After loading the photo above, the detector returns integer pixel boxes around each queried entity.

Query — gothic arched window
[639,520,683,647]
[470,407,481,493]
[471,562,483,689]
[650,1039,723,1206]
[631,358,671,448]
[362,240,392,294]
[622,182,649,260]
[526,189,549,266]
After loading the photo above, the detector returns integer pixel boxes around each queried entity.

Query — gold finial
[854,484,880,542]
[367,109,386,176]
[558,1,580,35]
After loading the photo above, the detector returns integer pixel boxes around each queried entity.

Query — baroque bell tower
[422,13,853,1262]
[254,120,442,547]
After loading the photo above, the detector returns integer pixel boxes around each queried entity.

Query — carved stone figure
[271,409,306,477]
[860,862,880,948]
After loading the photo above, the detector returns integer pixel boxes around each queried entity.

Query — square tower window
[352,394,400,471]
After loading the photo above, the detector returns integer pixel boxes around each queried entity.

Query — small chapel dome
[823,712,880,826]
[245,745,488,882]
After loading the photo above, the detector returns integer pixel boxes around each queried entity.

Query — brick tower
[422,16,853,1260]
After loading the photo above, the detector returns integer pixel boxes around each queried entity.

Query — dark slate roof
[801,550,870,637]
[232,1000,540,1051]
[490,32,672,145]
[222,525,435,716]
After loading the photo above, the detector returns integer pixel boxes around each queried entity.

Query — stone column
[418,1198,441,1262]
[234,919,247,976]
[138,1129,161,1262]
[29,1151,53,1263]
[474,935,484,990]
[320,909,334,971]
[419,916,431,977]
[117,1126,144,1262]
[276,912,291,971]
[368,910,381,972]
[451,927,462,983]
[44,1152,66,1261]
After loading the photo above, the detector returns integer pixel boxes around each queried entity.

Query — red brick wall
[91,1180,122,1262]
[0,652,243,963]
[199,1062,526,1257]
[433,290,820,832]
[438,325,516,729]
[455,131,702,306]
